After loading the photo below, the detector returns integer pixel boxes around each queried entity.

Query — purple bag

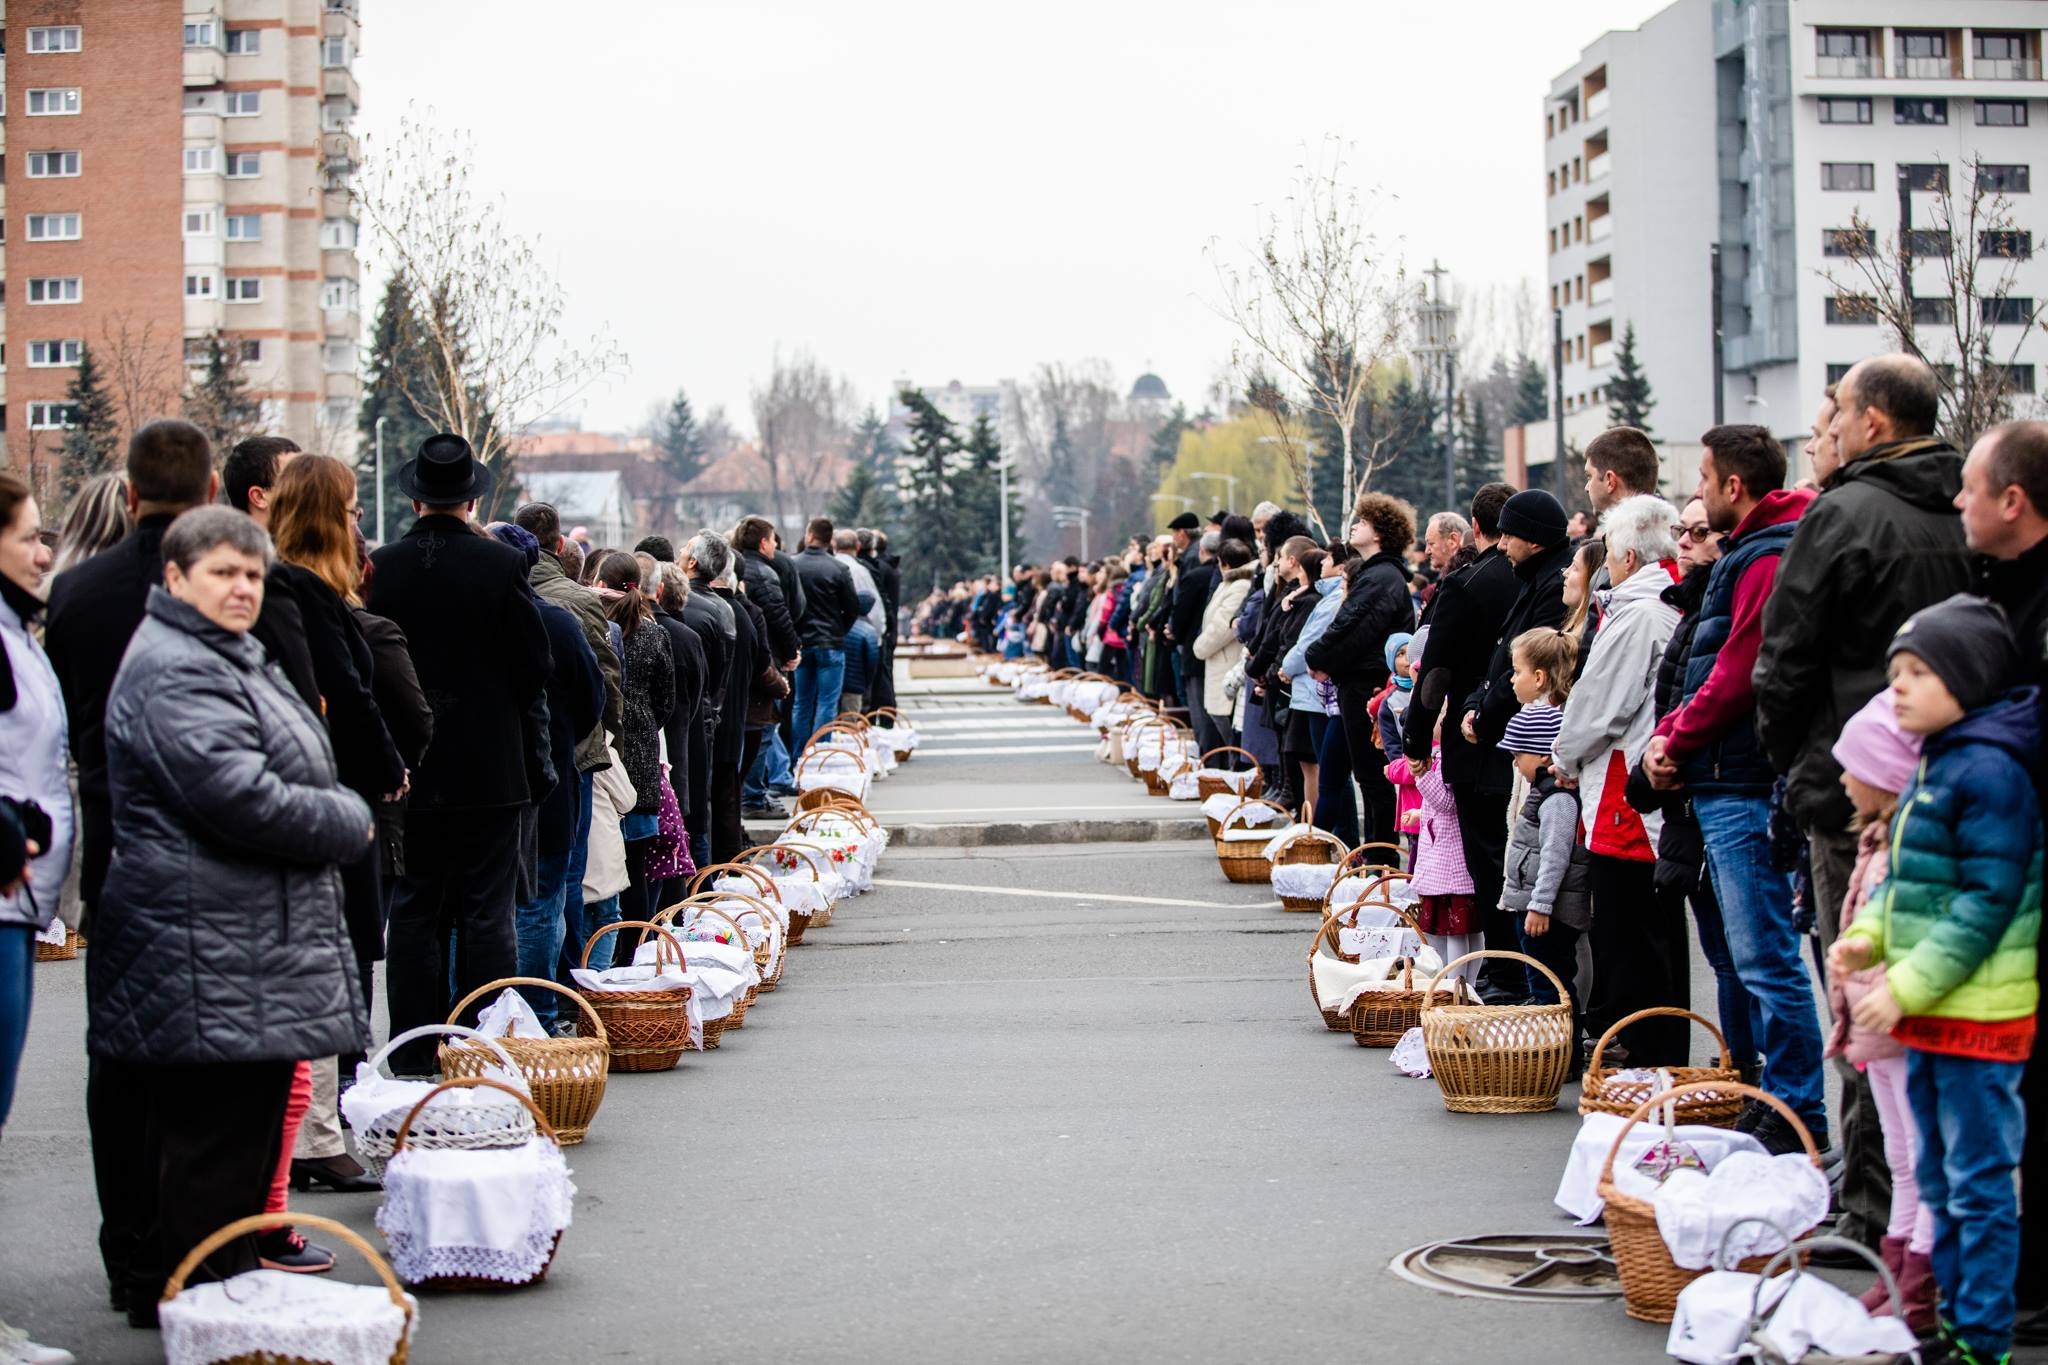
[645,765,696,882]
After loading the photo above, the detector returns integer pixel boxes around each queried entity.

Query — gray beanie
[1886,593,2022,713]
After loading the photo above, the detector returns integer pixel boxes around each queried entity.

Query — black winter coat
[91,590,373,1064]
[740,549,801,666]
[366,515,551,811]
[535,597,605,851]
[859,553,901,647]
[1755,437,1971,830]
[250,564,322,717]
[353,608,433,881]
[653,608,707,816]
[1464,540,1572,795]
[1304,551,1414,687]
[683,578,736,815]
[1406,545,1519,786]
[1170,559,1219,647]
[616,615,675,814]
[710,585,757,767]
[792,546,860,651]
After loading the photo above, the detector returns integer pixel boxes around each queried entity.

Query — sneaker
[257,1227,335,1274]
[1734,1099,1768,1134]
[0,1322,76,1364]
[741,801,784,818]
[768,783,800,798]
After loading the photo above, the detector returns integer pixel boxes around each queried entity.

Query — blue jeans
[792,648,846,753]
[1518,915,1585,1045]
[1907,1049,2026,1357]
[1686,873,1761,1079]
[556,773,595,985]
[0,925,34,1127]
[1694,792,1826,1132]
[745,728,793,804]
[514,842,574,1028]
[580,894,622,972]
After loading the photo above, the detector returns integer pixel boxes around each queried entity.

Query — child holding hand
[1830,596,2041,1365]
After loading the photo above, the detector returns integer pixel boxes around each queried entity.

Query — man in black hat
[366,434,552,1072]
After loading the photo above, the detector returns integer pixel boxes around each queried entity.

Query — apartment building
[3,0,362,491]
[1526,0,1720,491]
[1718,0,2047,469]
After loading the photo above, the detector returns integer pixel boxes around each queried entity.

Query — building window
[1899,31,1948,60]
[1906,228,1952,257]
[184,147,217,175]
[240,339,264,365]
[1816,28,1871,57]
[183,209,216,237]
[1976,32,2028,62]
[225,152,260,178]
[1825,294,1879,324]
[2000,364,2038,395]
[1980,164,2031,194]
[224,90,261,117]
[1895,98,1948,126]
[319,218,359,250]
[1976,101,2028,128]
[26,214,82,242]
[27,340,83,368]
[322,36,350,66]
[1826,363,1854,385]
[1912,298,1955,325]
[1982,296,2036,325]
[27,151,81,178]
[322,99,355,131]
[185,272,218,300]
[26,88,82,117]
[321,280,358,311]
[1819,97,1871,124]
[1821,162,1875,191]
[225,28,261,55]
[183,21,217,48]
[182,338,213,366]
[225,214,262,241]
[1822,228,1867,256]
[224,277,263,303]
[27,26,82,53]
[182,91,218,114]
[1900,163,1949,192]
[28,403,80,431]
[27,277,82,305]
[1981,230,2033,259]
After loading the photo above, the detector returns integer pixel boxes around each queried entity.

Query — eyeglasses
[1679,523,1715,543]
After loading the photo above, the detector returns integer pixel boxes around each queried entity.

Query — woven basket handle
[445,976,607,1048]
[783,805,878,836]
[1343,841,1406,869]
[795,745,869,778]
[391,1075,558,1152]
[665,902,748,951]
[672,890,784,951]
[1317,897,1429,963]
[768,839,842,875]
[736,843,822,881]
[366,1023,524,1086]
[688,861,778,897]
[1320,866,1411,918]
[163,1212,409,1310]
[1597,1080,1822,1188]
[1220,795,1291,831]
[1272,828,1345,862]
[581,919,688,972]
[863,707,902,725]
[1198,746,1259,771]
[1586,1006,1735,1076]
[1423,949,1569,1006]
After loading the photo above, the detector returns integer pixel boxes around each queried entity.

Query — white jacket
[582,740,638,903]
[1553,561,1680,861]
[0,592,73,930]
[1193,568,1254,718]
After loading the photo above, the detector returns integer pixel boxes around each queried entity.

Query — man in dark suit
[1169,529,1221,749]
[366,434,550,1072]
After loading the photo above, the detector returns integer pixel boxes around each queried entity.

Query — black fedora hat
[397,432,494,506]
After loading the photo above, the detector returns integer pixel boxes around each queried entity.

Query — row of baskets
[788,707,921,809]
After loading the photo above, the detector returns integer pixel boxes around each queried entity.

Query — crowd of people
[0,421,902,1363]
[933,355,2047,1365]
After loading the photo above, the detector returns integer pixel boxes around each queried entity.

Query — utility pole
[1709,243,1726,426]
[1552,307,1568,500]
[373,414,387,544]
[997,457,1012,576]
[1052,505,1091,559]
[1418,260,1457,512]
[1896,165,1916,350]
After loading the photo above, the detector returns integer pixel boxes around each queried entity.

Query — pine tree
[1371,373,1442,512]
[894,388,968,591]
[850,406,895,469]
[958,413,1018,574]
[57,344,121,510]
[1145,402,1189,469]
[1511,354,1550,428]
[1606,322,1656,434]
[1456,395,1501,508]
[828,462,895,529]
[357,279,438,543]
[651,388,707,485]
[184,333,263,463]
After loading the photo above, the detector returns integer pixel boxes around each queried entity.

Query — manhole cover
[1390,1232,1622,1301]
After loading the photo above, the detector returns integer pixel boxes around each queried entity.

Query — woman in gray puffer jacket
[90,507,373,1320]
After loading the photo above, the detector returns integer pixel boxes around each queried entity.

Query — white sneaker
[0,1322,76,1365]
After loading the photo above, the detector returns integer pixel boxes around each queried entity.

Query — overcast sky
[355,0,1670,437]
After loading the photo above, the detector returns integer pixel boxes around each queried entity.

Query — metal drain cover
[1390,1232,1622,1301]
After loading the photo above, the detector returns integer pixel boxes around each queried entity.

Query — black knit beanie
[1886,593,2022,713]
[1497,489,1569,546]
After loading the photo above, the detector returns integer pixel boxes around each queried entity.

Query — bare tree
[1821,158,2046,450]
[97,312,183,440]
[750,350,856,529]
[1209,138,1409,520]
[354,109,625,483]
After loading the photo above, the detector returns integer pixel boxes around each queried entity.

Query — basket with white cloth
[1306,901,1433,1032]
[1194,747,1265,802]
[782,806,886,895]
[864,707,921,760]
[793,744,871,805]
[440,980,609,1145]
[1668,1233,1918,1365]
[378,1077,573,1291]
[660,903,760,1027]
[572,922,696,1070]
[344,1026,535,1179]
[160,1213,417,1365]
[1209,797,1290,883]
[1263,826,1346,911]
[636,909,752,1049]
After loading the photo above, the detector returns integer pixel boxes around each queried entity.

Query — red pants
[266,1059,312,1214]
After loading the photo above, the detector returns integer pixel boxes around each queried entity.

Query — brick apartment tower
[2,0,362,497]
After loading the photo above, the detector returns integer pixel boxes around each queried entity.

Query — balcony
[1587,151,1611,182]
[1590,341,1615,370]
[321,249,360,283]
[1589,214,1613,243]
[183,47,224,88]
[1815,55,1876,78]
[1586,87,1609,120]
[322,129,359,174]
[323,68,360,105]
[1893,56,1956,79]
[1590,277,1613,307]
[1975,58,2042,80]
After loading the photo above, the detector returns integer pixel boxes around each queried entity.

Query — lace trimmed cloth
[161,1269,417,1365]
[1202,793,1280,828]
[377,1138,575,1286]
[1269,862,1339,901]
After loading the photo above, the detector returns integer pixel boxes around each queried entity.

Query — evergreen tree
[1371,373,1442,512]
[357,279,438,543]
[894,388,969,591]
[1145,402,1190,469]
[57,344,121,510]
[1606,322,1656,434]
[184,333,263,464]
[1455,395,1501,508]
[849,405,895,469]
[828,462,894,529]
[1042,410,1079,511]
[958,412,1019,574]
[651,388,707,485]
[1511,354,1550,428]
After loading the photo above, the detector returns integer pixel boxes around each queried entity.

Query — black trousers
[871,641,899,718]
[1336,679,1397,856]
[1585,854,1692,1066]
[385,808,520,1074]
[711,729,763,867]
[91,1056,294,1305]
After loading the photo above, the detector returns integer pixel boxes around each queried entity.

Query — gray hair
[163,505,274,573]
[1427,511,1471,546]
[652,560,690,611]
[683,530,732,582]
[1199,530,1222,553]
[832,528,860,553]
[1251,500,1283,524]
[1598,494,1680,567]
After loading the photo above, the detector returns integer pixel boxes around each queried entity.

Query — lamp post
[1417,260,1457,513]
[998,456,1012,576]
[1051,504,1091,559]
[1185,470,1240,513]
[373,414,387,544]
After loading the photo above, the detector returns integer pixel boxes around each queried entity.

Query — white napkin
[1553,1111,1768,1225]
[474,988,548,1040]
[378,1138,575,1286]
[162,1270,416,1365]
[1652,1151,1831,1269]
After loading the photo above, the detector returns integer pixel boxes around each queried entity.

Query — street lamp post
[1051,504,1091,559]
[373,414,387,544]
[1417,260,1457,514]
[1186,470,1240,513]
[997,457,1013,576]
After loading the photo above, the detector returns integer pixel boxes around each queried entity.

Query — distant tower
[1128,371,1171,422]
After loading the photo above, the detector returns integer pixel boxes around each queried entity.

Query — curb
[743,817,1207,849]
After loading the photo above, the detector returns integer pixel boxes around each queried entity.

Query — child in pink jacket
[1386,712,1478,982]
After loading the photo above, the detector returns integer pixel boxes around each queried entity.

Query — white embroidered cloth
[340,1067,528,1141]
[1553,1111,1769,1224]
[1652,1151,1830,1270]
[162,1270,415,1365]
[1167,772,1201,800]
[1668,1265,1917,1365]
[1389,1027,1432,1077]
[1198,768,1258,793]
[474,988,548,1040]
[1202,793,1279,827]
[377,1138,575,1286]
[1328,948,1448,1016]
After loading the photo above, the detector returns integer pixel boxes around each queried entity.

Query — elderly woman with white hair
[1552,492,1691,1067]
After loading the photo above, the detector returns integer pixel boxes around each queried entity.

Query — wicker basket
[1124,716,1179,784]
[657,903,754,1028]
[387,1076,565,1290]
[793,742,870,813]
[34,928,78,962]
[162,1213,413,1364]
[1194,747,1265,801]
[1599,1081,1822,1323]
[1306,898,1428,1031]
[439,978,608,1145]
[760,839,843,932]
[1212,797,1290,884]
[1419,950,1575,1114]
[1580,1007,1745,1127]
[864,707,918,760]
[577,922,694,1072]
[1268,827,1345,911]
[352,1025,535,1179]
[1317,862,1412,919]
[1323,902,1465,1046]
[689,877,791,989]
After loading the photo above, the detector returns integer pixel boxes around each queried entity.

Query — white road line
[869,876,1277,911]
[912,743,1103,757]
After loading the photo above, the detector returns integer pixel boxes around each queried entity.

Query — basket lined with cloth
[1306,901,1439,1033]
[571,921,696,1069]
[1580,1008,1745,1127]
[793,743,871,805]
[440,979,609,1145]
[1210,797,1291,884]
[1194,747,1265,801]
[864,707,920,759]
[344,1026,535,1179]
[1419,949,1576,1114]
[1262,826,1345,911]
